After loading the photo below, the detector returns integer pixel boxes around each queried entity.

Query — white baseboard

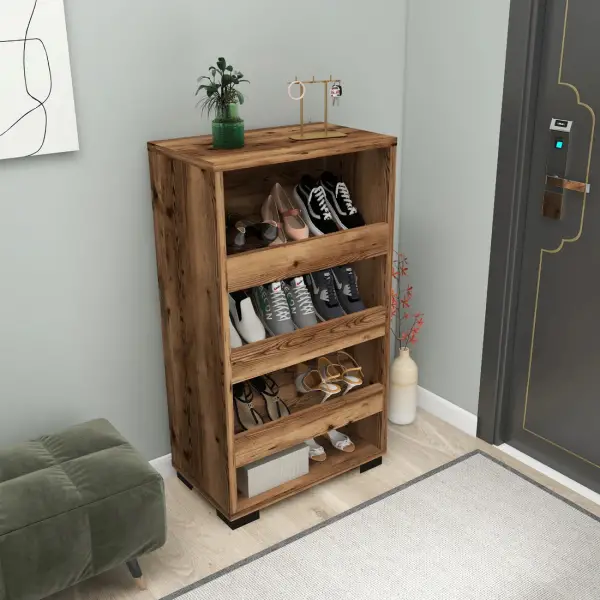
[416,387,600,507]
[497,444,600,507]
[150,453,176,479]
[418,386,478,436]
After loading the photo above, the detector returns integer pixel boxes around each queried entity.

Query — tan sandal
[327,429,355,453]
[305,438,327,462]
[335,351,364,395]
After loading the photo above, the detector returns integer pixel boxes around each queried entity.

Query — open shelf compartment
[227,223,389,292]
[235,383,385,467]
[231,307,386,383]
[235,432,382,517]
[232,337,388,516]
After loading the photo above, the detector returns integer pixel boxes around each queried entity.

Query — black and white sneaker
[305,270,346,321]
[320,172,365,230]
[293,176,339,236]
[331,265,366,314]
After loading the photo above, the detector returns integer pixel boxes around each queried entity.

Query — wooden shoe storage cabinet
[148,124,397,527]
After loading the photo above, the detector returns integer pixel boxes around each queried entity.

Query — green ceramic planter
[212,104,245,149]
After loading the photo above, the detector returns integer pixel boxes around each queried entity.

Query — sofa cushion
[0,419,166,600]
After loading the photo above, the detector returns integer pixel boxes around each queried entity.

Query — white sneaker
[229,316,243,348]
[229,292,265,343]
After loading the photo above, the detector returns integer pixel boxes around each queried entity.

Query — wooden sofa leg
[126,559,146,590]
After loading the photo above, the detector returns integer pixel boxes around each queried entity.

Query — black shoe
[293,175,339,236]
[226,216,278,253]
[226,221,246,253]
[305,270,346,321]
[331,265,366,313]
[320,172,365,229]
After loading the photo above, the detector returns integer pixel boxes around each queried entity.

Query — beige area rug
[163,451,600,600]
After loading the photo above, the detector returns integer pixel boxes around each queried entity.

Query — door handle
[546,176,590,194]
[542,118,591,219]
[543,176,591,220]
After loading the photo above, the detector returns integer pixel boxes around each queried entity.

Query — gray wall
[0,0,406,459]
[400,0,510,414]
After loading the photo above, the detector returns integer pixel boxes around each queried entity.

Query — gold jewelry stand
[289,75,347,141]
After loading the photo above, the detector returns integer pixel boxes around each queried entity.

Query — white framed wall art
[0,0,79,160]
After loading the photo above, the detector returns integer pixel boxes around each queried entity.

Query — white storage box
[237,444,310,498]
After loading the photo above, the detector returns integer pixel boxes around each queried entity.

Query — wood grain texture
[352,146,397,451]
[213,171,239,515]
[52,412,600,600]
[149,125,396,520]
[149,124,397,172]
[236,436,382,516]
[227,223,389,292]
[149,152,231,514]
[149,151,185,474]
[230,307,386,384]
[223,158,327,217]
[235,384,384,467]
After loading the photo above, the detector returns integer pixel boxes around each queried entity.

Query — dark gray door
[506,0,600,492]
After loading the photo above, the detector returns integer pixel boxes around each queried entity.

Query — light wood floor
[54,409,600,600]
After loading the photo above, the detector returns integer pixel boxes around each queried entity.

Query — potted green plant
[196,57,249,149]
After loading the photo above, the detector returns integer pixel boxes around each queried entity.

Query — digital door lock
[543,118,591,220]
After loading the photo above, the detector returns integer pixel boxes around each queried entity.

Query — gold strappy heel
[335,351,364,395]
[295,363,341,402]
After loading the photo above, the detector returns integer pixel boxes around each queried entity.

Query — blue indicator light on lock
[555,139,564,149]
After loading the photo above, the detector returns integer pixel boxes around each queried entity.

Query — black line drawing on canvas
[0,1,52,156]
[0,0,78,161]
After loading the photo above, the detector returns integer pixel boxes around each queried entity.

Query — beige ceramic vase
[389,347,418,425]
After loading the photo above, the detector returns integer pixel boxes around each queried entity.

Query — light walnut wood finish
[227,223,389,292]
[149,124,397,172]
[148,125,397,520]
[149,152,231,514]
[230,308,386,384]
[236,436,381,516]
[53,411,600,600]
[235,384,384,467]
[223,159,327,217]
[349,146,397,452]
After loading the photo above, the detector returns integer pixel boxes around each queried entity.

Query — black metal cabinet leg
[360,457,383,473]
[217,510,260,530]
[177,472,193,490]
[126,558,146,589]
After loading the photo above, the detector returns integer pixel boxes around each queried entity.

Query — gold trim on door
[522,0,599,469]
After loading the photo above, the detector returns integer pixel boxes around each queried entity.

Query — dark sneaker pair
[305,266,366,321]
[293,172,365,235]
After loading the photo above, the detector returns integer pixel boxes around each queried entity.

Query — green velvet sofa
[0,419,166,600]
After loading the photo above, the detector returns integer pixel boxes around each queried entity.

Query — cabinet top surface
[148,123,397,172]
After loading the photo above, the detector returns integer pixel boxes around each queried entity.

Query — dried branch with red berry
[391,251,424,349]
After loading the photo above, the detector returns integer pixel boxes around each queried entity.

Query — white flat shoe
[229,291,266,343]
[229,316,243,348]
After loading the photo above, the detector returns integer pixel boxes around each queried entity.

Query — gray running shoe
[282,277,318,329]
[331,265,366,314]
[305,270,346,321]
[252,282,295,336]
